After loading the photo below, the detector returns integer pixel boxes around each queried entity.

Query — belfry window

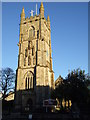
[29,26,35,38]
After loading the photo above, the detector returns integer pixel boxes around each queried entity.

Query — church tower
[15,3,54,110]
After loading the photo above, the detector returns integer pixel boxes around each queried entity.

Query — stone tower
[15,2,54,111]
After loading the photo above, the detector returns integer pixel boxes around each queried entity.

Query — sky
[2,2,88,80]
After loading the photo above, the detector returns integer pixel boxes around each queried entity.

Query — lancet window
[32,47,34,56]
[28,56,31,66]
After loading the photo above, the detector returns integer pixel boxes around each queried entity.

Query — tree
[0,68,16,100]
[51,68,90,110]
[66,69,89,103]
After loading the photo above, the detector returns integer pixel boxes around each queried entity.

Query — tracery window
[29,26,35,38]
[25,71,34,89]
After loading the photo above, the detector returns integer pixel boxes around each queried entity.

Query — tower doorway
[27,98,33,112]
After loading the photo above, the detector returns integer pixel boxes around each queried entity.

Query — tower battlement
[20,3,50,32]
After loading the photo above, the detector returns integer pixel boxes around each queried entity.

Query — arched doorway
[27,98,33,112]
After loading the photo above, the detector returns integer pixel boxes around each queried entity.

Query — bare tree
[0,68,15,100]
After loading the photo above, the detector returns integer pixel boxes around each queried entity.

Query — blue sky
[2,2,88,80]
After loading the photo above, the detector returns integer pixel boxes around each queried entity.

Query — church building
[15,2,54,111]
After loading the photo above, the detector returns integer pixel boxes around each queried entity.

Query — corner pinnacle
[40,2,44,9]
[22,7,25,14]
[47,15,50,21]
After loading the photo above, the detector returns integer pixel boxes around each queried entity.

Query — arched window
[25,71,34,90]
[29,26,35,38]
